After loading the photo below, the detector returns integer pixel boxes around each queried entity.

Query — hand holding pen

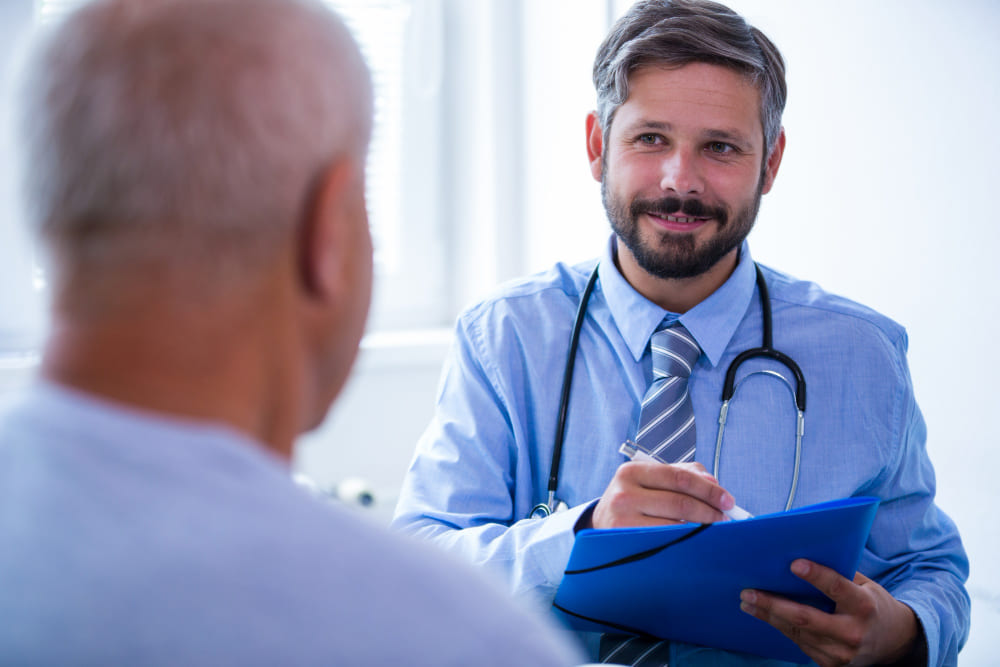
[582,441,752,530]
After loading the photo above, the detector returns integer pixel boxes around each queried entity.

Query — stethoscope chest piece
[529,493,569,519]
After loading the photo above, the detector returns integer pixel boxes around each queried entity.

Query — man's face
[590,63,781,281]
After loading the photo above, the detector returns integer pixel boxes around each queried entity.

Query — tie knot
[651,324,700,379]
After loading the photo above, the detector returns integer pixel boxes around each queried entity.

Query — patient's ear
[291,156,371,436]
[298,156,363,302]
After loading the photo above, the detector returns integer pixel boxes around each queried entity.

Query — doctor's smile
[651,214,711,225]
[636,197,728,232]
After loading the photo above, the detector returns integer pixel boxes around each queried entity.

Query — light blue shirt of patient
[393,236,970,666]
[0,382,583,667]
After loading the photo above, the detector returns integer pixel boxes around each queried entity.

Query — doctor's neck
[613,239,739,314]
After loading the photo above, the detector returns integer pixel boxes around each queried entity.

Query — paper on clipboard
[552,496,879,663]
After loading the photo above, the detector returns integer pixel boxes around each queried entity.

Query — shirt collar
[598,235,757,368]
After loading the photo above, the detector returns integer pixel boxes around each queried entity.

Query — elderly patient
[0,0,583,664]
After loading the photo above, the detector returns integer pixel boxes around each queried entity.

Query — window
[324,0,450,332]
[2,0,614,358]
[0,0,44,362]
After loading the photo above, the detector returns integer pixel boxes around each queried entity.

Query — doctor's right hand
[586,461,736,529]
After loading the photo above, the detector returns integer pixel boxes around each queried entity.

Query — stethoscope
[528,262,806,519]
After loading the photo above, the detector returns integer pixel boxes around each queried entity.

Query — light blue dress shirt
[393,237,970,666]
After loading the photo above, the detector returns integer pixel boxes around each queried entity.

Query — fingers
[740,561,859,665]
[739,588,860,666]
[739,562,916,666]
[741,560,868,641]
[673,461,718,482]
[591,461,735,529]
[791,560,871,614]
[631,461,733,508]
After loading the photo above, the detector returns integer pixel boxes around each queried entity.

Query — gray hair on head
[593,0,786,156]
[14,0,372,294]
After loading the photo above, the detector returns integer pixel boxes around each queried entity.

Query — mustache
[630,196,728,224]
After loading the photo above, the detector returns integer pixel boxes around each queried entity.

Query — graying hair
[14,0,372,291]
[593,0,786,155]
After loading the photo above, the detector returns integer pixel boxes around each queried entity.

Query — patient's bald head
[16,0,373,306]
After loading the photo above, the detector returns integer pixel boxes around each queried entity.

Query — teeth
[649,212,705,224]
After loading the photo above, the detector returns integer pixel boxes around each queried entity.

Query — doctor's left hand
[739,559,922,667]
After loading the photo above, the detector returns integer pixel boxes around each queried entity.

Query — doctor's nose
[659,150,704,195]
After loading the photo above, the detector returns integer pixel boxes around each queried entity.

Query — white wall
[298,1,1000,662]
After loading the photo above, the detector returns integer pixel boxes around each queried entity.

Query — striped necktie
[633,323,701,463]
[598,324,701,666]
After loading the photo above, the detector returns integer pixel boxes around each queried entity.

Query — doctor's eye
[705,141,740,156]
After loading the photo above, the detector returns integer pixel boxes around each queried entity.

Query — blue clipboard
[552,497,879,663]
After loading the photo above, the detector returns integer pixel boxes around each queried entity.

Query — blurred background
[1,0,997,662]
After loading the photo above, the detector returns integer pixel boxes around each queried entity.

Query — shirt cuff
[533,499,601,591]
[574,499,600,533]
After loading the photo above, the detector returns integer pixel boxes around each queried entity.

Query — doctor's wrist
[879,608,927,667]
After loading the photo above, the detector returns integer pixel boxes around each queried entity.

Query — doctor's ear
[760,128,786,195]
[586,111,604,183]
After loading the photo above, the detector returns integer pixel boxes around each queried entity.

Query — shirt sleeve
[859,331,970,667]
[391,313,590,606]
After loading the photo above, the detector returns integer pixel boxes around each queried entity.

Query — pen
[619,441,754,521]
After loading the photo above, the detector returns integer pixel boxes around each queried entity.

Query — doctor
[393,0,969,665]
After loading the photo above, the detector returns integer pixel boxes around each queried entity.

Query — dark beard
[602,177,763,280]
